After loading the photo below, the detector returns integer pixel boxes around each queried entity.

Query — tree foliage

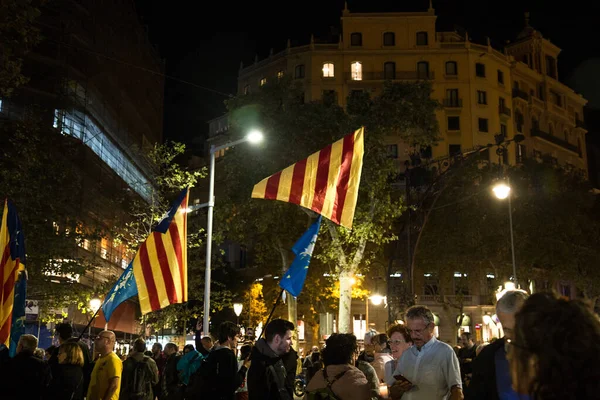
[0,0,42,96]
[218,78,441,332]
[416,158,600,302]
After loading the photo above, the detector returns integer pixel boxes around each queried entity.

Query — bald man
[87,330,123,400]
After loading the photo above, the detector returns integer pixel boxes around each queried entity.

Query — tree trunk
[338,272,353,333]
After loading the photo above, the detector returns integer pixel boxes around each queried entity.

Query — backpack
[128,356,152,400]
[307,367,347,400]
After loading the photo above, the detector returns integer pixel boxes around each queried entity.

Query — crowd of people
[0,290,599,400]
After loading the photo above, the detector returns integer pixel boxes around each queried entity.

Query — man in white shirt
[388,306,463,400]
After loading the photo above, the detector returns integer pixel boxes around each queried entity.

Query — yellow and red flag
[0,199,26,347]
[252,127,364,229]
[133,188,188,315]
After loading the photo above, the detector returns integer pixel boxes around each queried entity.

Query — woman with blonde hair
[47,341,85,400]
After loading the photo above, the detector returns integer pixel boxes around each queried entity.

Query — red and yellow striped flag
[0,200,25,347]
[133,188,188,315]
[252,127,364,229]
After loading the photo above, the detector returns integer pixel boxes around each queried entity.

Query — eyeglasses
[387,339,407,346]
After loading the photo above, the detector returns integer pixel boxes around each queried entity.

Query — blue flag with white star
[279,216,322,297]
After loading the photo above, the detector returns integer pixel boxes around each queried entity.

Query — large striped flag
[252,127,364,229]
[0,200,26,348]
[133,188,189,315]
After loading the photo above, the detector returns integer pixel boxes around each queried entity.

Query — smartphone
[394,374,413,386]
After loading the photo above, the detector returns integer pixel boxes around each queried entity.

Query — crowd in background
[0,290,599,400]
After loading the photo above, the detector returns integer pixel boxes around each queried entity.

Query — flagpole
[77,307,101,341]
[256,288,284,342]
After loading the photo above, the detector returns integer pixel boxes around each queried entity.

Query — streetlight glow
[370,295,384,306]
[246,130,264,144]
[233,303,243,317]
[493,183,511,199]
[89,297,102,313]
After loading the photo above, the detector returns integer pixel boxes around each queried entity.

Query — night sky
[134,0,600,148]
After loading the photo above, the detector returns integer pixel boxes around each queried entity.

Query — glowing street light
[89,297,102,313]
[493,179,517,286]
[492,183,511,200]
[369,294,385,306]
[203,130,264,336]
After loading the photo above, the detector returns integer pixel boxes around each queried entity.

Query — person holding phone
[387,306,463,400]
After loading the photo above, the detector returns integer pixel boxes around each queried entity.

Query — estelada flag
[133,188,188,315]
[0,199,25,347]
[252,127,364,229]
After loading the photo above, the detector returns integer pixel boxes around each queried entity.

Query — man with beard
[247,319,297,400]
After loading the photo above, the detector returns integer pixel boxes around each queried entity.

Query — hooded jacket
[247,338,297,400]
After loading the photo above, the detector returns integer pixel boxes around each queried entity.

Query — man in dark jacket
[161,342,182,400]
[0,334,50,399]
[120,338,159,400]
[50,322,92,393]
[466,289,529,400]
[247,318,297,400]
[187,321,249,400]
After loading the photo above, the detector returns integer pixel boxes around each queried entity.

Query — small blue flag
[279,216,322,297]
[101,262,138,322]
[9,271,26,357]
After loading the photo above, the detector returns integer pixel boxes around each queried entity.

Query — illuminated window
[322,63,334,78]
[277,70,284,79]
[52,108,152,202]
[260,77,266,86]
[0,98,3,112]
[351,62,362,81]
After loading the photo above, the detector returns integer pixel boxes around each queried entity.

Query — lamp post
[203,130,263,336]
[89,297,101,350]
[493,179,517,286]
[233,303,243,326]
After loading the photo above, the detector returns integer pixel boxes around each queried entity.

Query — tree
[415,157,600,332]
[218,79,440,333]
[0,0,42,96]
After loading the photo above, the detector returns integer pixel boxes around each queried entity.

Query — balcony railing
[345,71,435,81]
[530,96,545,109]
[531,128,580,154]
[443,98,463,108]
[415,295,482,306]
[499,105,512,117]
[512,88,529,101]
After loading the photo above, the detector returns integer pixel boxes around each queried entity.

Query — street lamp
[493,179,517,287]
[233,303,243,326]
[203,130,264,336]
[89,297,102,350]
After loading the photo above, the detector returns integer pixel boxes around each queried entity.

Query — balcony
[576,119,586,129]
[531,128,580,154]
[499,105,512,117]
[443,98,463,108]
[345,71,435,81]
[512,88,529,102]
[530,96,545,109]
[415,295,484,306]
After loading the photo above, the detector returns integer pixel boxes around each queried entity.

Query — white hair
[496,289,528,314]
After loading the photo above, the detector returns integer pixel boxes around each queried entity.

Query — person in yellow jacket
[87,330,123,400]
